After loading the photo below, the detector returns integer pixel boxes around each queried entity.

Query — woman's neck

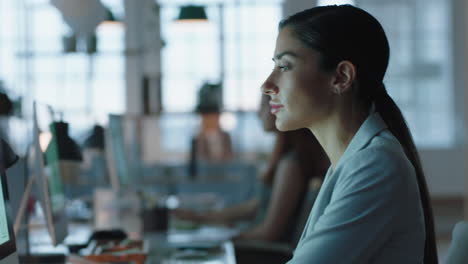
[309,102,368,170]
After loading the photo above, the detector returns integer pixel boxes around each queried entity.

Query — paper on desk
[168,225,240,246]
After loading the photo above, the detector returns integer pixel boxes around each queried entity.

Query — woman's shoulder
[336,130,416,186]
[349,130,410,165]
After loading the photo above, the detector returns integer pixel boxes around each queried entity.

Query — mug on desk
[142,206,169,232]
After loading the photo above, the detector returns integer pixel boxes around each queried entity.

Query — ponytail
[374,85,438,264]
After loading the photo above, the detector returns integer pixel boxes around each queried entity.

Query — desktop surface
[142,230,237,264]
[27,219,237,263]
[27,187,239,263]
[0,253,18,264]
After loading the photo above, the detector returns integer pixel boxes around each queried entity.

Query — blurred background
[0,0,467,260]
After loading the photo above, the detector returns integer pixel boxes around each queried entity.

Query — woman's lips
[270,103,284,114]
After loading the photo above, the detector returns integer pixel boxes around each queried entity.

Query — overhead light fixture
[100,8,122,25]
[176,5,208,22]
[105,8,116,22]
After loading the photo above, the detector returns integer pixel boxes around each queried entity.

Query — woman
[261,5,437,263]
[174,95,329,244]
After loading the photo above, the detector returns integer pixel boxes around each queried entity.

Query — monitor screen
[0,142,19,263]
[32,102,68,246]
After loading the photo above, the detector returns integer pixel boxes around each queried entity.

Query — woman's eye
[278,65,290,72]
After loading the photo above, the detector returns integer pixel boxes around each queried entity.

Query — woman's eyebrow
[272,51,299,61]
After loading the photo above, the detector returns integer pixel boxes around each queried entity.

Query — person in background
[192,82,233,163]
[261,5,437,263]
[175,94,329,244]
[0,89,14,145]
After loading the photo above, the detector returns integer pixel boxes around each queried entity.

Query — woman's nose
[261,75,278,95]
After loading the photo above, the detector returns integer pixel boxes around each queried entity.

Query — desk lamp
[46,121,82,162]
[83,125,105,151]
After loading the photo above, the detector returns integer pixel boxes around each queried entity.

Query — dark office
[0,0,467,263]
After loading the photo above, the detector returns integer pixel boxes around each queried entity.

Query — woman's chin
[275,120,299,132]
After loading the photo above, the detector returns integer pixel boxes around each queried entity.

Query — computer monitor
[105,114,130,190]
[105,114,146,192]
[0,140,19,263]
[98,115,143,233]
[31,102,68,246]
[5,158,26,231]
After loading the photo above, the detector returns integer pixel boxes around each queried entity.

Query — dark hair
[280,5,437,263]
[262,128,329,186]
[195,82,223,114]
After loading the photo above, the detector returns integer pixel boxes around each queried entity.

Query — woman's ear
[331,61,356,95]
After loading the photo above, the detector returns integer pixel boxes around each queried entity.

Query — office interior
[0,0,467,262]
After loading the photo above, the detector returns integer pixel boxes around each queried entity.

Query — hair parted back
[280,5,438,263]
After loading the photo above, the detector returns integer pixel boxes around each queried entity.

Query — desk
[146,232,236,264]
[24,189,238,263]
[22,222,91,255]
[26,221,237,263]
[145,226,238,263]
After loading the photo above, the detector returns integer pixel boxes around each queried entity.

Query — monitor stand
[14,174,67,264]
[15,223,66,264]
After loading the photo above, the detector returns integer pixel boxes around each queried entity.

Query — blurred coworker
[175,95,330,243]
[192,82,233,162]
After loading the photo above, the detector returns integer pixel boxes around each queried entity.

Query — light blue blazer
[288,112,425,264]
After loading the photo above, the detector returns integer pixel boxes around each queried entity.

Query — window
[318,0,355,5]
[358,0,454,147]
[0,0,126,145]
[158,0,282,155]
[160,0,282,112]
[315,0,454,148]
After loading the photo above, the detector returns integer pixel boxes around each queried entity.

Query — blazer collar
[335,112,388,170]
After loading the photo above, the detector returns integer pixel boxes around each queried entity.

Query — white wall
[282,0,317,17]
[451,0,468,216]
[420,149,465,197]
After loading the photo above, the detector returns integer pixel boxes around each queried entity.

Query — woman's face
[258,95,277,132]
[261,27,335,131]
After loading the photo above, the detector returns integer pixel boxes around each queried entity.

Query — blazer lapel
[296,112,388,247]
